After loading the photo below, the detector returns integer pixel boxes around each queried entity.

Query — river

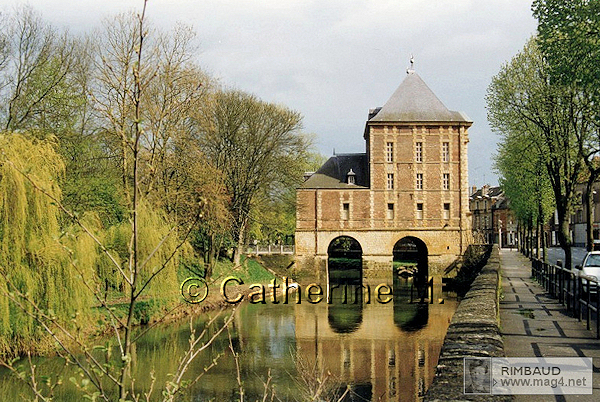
[0,279,457,401]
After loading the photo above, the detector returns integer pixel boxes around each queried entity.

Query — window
[415,142,423,162]
[443,173,450,190]
[386,142,394,163]
[442,142,450,162]
[416,203,423,219]
[346,169,356,185]
[416,173,423,190]
[342,203,349,220]
[387,203,394,220]
[443,203,450,219]
[387,173,394,190]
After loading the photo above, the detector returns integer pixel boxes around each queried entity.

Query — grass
[211,256,276,284]
[101,256,277,327]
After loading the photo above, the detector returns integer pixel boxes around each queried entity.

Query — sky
[1,0,538,187]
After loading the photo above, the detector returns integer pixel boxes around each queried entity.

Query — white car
[577,252,600,293]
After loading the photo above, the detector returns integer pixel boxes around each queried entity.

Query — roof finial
[406,54,415,74]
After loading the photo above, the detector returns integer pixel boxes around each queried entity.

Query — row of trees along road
[0,2,316,400]
[487,0,600,269]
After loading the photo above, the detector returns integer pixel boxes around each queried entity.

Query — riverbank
[1,255,286,358]
[425,245,511,401]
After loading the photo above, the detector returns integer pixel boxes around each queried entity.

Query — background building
[469,185,517,247]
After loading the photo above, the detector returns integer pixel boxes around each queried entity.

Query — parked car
[576,251,600,293]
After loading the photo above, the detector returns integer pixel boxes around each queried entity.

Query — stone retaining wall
[424,246,512,401]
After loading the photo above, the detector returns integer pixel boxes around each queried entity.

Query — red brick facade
[295,71,473,277]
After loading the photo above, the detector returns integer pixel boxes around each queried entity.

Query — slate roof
[301,153,368,189]
[493,196,511,210]
[470,186,503,200]
[369,72,471,123]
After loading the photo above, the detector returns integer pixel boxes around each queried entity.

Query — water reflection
[335,382,373,401]
[327,283,364,334]
[295,276,454,402]
[393,276,429,332]
[0,280,456,402]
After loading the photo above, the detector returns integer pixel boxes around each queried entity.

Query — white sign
[464,357,593,395]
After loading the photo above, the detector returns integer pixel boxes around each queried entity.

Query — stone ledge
[424,245,512,401]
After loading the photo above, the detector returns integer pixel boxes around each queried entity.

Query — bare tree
[0,6,78,133]
[195,89,311,265]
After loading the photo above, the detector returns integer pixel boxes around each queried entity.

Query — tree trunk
[542,222,547,263]
[535,220,540,259]
[527,218,533,258]
[585,178,595,251]
[233,240,243,266]
[557,209,573,269]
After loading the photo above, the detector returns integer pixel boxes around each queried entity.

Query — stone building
[295,66,472,279]
[469,185,504,244]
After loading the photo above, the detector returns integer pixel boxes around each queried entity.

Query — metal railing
[531,258,600,338]
[246,244,295,255]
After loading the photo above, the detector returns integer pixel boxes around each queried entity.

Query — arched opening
[327,236,363,286]
[393,236,428,281]
[393,237,429,331]
[327,236,363,333]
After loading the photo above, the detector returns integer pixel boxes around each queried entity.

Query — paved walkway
[499,249,600,401]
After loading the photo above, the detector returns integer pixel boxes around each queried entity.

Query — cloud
[5,0,538,185]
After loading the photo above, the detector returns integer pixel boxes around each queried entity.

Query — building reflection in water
[295,277,455,402]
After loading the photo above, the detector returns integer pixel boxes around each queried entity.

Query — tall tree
[195,89,311,265]
[0,6,77,132]
[494,129,555,259]
[1,3,227,400]
[534,0,600,250]
[487,38,583,268]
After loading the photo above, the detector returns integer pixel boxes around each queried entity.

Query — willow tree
[487,38,583,268]
[1,2,225,400]
[0,133,93,356]
[194,89,311,265]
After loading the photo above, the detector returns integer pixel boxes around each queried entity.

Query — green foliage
[494,127,555,226]
[0,133,93,355]
[328,257,362,272]
[60,142,126,227]
[97,200,187,300]
[0,134,188,355]
[533,0,600,92]
[486,37,583,262]
[196,89,312,263]
[211,256,275,284]
[534,0,600,251]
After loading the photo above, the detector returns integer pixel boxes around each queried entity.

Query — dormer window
[346,169,356,185]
